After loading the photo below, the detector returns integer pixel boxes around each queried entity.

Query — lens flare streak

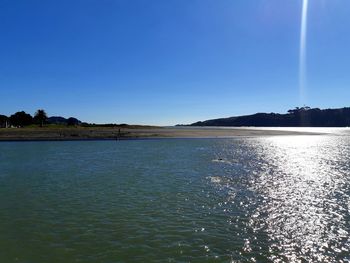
[299,0,309,103]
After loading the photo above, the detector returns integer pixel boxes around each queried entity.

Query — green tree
[34,109,48,127]
[10,111,33,127]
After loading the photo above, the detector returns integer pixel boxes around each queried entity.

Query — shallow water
[0,136,349,262]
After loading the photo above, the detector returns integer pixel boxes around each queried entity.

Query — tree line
[0,109,79,128]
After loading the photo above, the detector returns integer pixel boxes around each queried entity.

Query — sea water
[0,134,349,262]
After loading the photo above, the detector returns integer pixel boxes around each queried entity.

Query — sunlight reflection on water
[1,137,350,262]
[211,136,350,262]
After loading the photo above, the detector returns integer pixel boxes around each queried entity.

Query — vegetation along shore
[0,109,328,141]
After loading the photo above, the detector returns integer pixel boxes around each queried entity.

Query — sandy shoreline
[0,127,324,141]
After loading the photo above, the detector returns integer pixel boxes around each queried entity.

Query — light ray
[299,0,309,104]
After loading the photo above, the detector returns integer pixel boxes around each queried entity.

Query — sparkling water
[0,135,349,262]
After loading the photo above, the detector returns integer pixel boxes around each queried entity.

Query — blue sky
[1,0,350,125]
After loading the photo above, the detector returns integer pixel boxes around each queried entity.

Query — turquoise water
[0,136,350,262]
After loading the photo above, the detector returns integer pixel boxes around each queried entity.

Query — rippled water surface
[0,135,350,262]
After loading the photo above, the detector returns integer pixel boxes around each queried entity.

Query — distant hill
[48,116,81,125]
[189,107,350,127]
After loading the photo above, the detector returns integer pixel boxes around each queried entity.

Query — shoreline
[0,126,325,141]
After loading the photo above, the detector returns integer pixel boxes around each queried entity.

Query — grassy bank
[0,126,162,141]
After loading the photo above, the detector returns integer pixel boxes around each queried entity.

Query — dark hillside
[190,107,350,127]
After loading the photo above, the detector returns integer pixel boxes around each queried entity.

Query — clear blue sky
[1,0,349,125]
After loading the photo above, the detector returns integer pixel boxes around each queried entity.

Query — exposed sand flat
[123,127,325,138]
[0,126,325,141]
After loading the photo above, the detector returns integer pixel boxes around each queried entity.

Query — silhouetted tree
[287,106,311,115]
[0,115,8,128]
[34,109,48,127]
[9,111,33,127]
